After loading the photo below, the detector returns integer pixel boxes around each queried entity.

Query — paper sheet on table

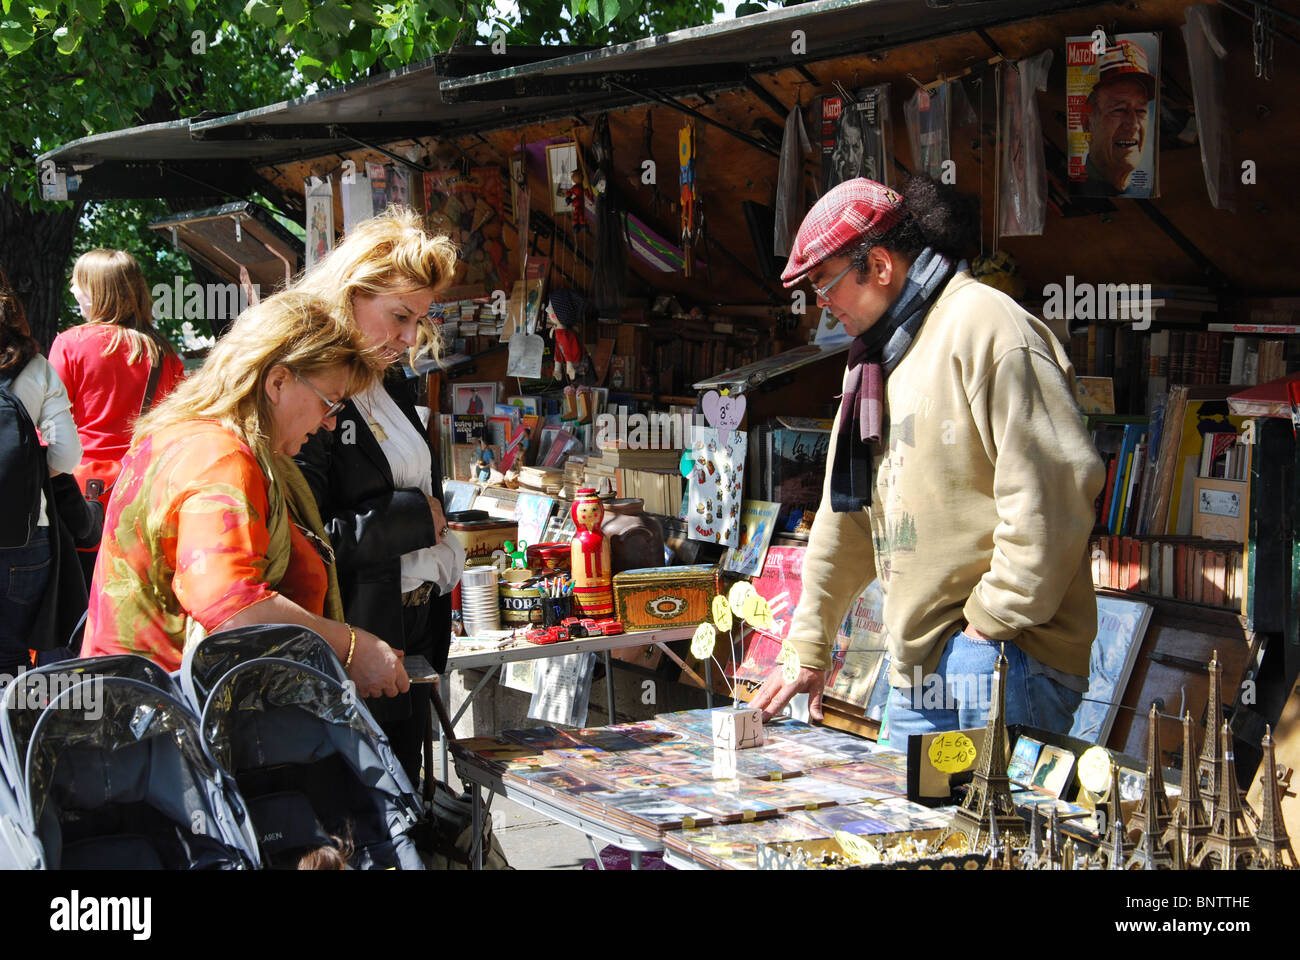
[527,652,596,727]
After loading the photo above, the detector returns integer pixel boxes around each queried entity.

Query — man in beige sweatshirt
[751,177,1103,741]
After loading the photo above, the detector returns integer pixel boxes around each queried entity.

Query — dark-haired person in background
[0,266,98,671]
[751,177,1103,740]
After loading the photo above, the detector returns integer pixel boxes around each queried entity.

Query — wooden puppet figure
[570,488,613,616]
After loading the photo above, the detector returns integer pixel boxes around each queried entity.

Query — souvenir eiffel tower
[1045,805,1063,870]
[1126,705,1174,869]
[1197,651,1225,817]
[943,647,1027,849]
[1190,721,1256,870]
[1107,813,1128,870]
[1097,761,1127,842]
[983,801,1016,870]
[1019,805,1043,870]
[1161,712,1211,869]
[1251,725,1298,869]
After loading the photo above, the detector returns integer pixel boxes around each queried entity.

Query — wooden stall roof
[37,0,1300,311]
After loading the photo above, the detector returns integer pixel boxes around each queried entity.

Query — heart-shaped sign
[701,390,746,443]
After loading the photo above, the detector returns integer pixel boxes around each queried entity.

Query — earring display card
[685,426,747,547]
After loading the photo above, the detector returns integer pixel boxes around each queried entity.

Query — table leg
[604,650,616,725]
[471,782,483,871]
[587,835,605,870]
[630,850,642,870]
[704,657,714,709]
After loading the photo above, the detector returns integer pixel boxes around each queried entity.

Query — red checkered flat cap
[781,178,905,287]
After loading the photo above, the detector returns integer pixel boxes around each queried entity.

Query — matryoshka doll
[570,488,613,616]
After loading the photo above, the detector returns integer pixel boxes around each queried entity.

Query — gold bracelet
[344,623,357,670]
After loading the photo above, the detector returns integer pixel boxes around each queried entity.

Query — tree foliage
[0,0,723,344]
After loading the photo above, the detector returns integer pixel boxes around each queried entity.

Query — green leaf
[313,1,351,34]
[71,0,103,24]
[591,0,619,26]
[54,22,83,54]
[428,0,457,19]
[387,30,411,61]
[0,23,35,55]
[281,0,305,23]
[128,0,154,34]
[734,1,765,14]
[243,0,277,28]
[344,22,372,50]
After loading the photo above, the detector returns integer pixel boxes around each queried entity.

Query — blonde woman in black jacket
[294,208,466,788]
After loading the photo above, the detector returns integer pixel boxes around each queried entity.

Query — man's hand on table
[749,664,827,723]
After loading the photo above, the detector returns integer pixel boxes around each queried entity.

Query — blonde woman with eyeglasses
[293,206,466,786]
[81,290,410,699]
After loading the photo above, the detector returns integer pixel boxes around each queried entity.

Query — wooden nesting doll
[570,488,613,617]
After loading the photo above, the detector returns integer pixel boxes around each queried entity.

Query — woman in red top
[82,290,409,699]
[50,249,185,492]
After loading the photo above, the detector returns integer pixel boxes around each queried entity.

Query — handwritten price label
[691,623,717,660]
[728,580,755,616]
[779,640,800,683]
[712,595,733,632]
[927,732,978,774]
[744,593,775,632]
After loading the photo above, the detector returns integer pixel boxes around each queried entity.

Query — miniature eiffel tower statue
[983,800,1018,870]
[1062,838,1077,871]
[1097,762,1127,843]
[1126,778,1175,870]
[1251,725,1298,870]
[1107,813,1128,870]
[1127,704,1173,839]
[1190,721,1256,870]
[1197,651,1225,817]
[944,646,1027,849]
[1045,805,1063,870]
[1019,805,1044,870]
[1162,712,1211,868]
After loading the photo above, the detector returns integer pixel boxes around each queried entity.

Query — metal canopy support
[1134,200,1232,291]
[606,80,779,158]
[441,64,750,103]
[744,76,791,121]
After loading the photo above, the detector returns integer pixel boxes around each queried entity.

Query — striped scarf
[830,248,962,513]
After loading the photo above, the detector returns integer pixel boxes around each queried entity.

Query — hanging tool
[678,121,697,278]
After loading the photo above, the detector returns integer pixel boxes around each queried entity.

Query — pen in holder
[542,593,573,627]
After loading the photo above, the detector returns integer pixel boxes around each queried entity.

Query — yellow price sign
[927,732,978,774]
[780,640,800,683]
[834,830,881,865]
[712,595,733,632]
[743,593,775,632]
[727,580,755,616]
[1077,745,1112,796]
[690,622,717,660]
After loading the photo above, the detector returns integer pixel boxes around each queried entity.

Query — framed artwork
[546,142,579,215]
[452,382,498,417]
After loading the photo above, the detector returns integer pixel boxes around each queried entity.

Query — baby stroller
[183,624,426,869]
[0,656,261,869]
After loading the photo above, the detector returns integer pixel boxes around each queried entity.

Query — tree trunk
[0,188,85,353]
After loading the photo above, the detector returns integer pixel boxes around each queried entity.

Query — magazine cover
[826,579,887,706]
[1066,32,1161,198]
[747,544,807,644]
[820,83,891,192]
[422,167,510,297]
[303,176,334,270]
[721,499,781,577]
[1068,594,1155,744]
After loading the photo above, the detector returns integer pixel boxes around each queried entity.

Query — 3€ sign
[701,389,746,444]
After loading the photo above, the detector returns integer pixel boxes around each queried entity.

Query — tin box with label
[611,564,718,630]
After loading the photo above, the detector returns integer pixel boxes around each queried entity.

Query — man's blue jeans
[885,629,1082,742]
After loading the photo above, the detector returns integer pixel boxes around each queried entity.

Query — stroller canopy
[201,657,423,870]
[182,623,347,711]
[25,677,259,869]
